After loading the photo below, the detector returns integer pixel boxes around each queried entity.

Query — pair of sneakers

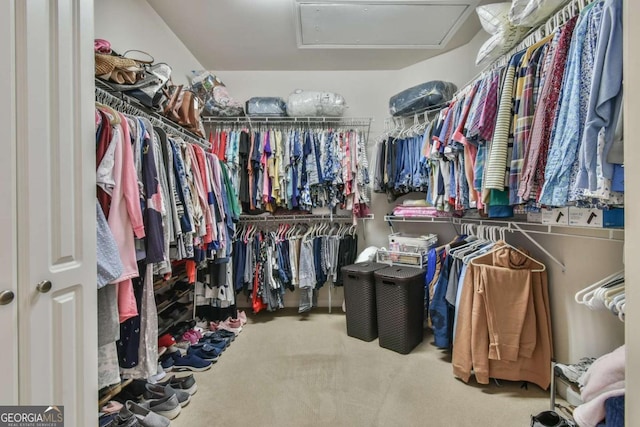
[162,349,212,372]
[210,314,245,335]
[105,399,174,427]
[143,383,191,408]
[157,374,198,396]
[112,400,172,427]
[181,328,203,345]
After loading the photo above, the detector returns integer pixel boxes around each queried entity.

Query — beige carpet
[171,309,552,427]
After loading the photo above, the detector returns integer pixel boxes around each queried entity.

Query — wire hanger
[470,241,546,272]
[574,270,624,304]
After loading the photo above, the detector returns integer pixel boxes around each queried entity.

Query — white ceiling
[148,0,488,71]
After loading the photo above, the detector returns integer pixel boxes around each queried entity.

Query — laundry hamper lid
[374,265,425,281]
[342,262,387,274]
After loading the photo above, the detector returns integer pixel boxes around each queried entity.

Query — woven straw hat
[95,53,141,76]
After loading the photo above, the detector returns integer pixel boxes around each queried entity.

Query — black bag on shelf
[389,80,457,117]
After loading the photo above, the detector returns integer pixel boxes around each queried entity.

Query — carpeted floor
[171,309,552,427]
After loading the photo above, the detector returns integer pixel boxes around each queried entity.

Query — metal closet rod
[94,86,211,150]
[202,116,372,125]
[385,215,624,273]
[238,214,354,223]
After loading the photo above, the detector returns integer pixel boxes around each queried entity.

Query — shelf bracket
[511,223,566,272]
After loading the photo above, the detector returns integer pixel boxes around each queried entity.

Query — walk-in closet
[1,0,638,426]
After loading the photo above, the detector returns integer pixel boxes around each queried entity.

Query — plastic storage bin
[374,266,426,354]
[342,262,387,342]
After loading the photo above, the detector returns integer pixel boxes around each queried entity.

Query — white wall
[94,0,203,85]
[396,30,490,94]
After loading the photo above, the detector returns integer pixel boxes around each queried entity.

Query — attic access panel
[295,0,478,49]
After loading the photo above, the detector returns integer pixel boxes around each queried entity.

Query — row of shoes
[159,315,246,372]
[100,374,197,427]
[100,313,247,427]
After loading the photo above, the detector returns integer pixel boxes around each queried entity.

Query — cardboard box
[527,212,543,223]
[569,207,624,228]
[541,208,569,225]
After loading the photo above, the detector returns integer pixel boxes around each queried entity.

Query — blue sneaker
[204,330,235,342]
[198,338,227,351]
[200,334,231,347]
[160,353,175,371]
[187,346,220,362]
[171,352,212,372]
[191,342,225,353]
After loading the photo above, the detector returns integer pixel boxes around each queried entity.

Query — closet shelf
[156,289,192,316]
[154,272,188,294]
[95,79,211,150]
[202,116,372,126]
[158,304,195,337]
[99,379,133,408]
[384,215,624,240]
[238,213,374,223]
[385,215,624,273]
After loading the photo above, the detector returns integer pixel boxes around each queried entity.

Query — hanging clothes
[212,126,371,219]
[451,243,553,389]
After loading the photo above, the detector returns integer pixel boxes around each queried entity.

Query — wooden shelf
[158,304,194,337]
[154,272,188,293]
[156,288,192,315]
[98,378,133,408]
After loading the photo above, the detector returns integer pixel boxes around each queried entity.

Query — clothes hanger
[575,270,624,304]
[606,288,625,310]
[470,241,546,272]
[95,103,122,125]
[586,282,624,310]
[301,223,313,242]
[453,236,490,260]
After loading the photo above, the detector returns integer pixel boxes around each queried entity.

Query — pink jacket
[107,114,145,280]
[104,114,145,323]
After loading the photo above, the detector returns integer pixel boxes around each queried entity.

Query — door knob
[36,280,52,293]
[0,290,15,305]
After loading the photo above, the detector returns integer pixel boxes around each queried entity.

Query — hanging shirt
[511,37,552,205]
[574,0,623,193]
[519,18,578,202]
[539,8,599,206]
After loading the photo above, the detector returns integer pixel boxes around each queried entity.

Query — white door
[14,0,97,425]
[0,0,19,406]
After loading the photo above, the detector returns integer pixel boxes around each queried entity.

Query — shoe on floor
[140,394,181,420]
[187,344,220,362]
[158,334,176,349]
[194,338,227,352]
[99,413,117,427]
[174,340,191,351]
[225,317,242,329]
[159,353,175,372]
[171,352,212,372]
[105,410,141,427]
[101,400,123,414]
[195,319,209,330]
[237,310,247,326]
[147,363,167,384]
[201,331,233,345]
[211,321,242,336]
[158,374,198,396]
[144,383,191,408]
[124,401,170,427]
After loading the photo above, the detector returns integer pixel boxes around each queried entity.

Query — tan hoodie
[452,242,553,389]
